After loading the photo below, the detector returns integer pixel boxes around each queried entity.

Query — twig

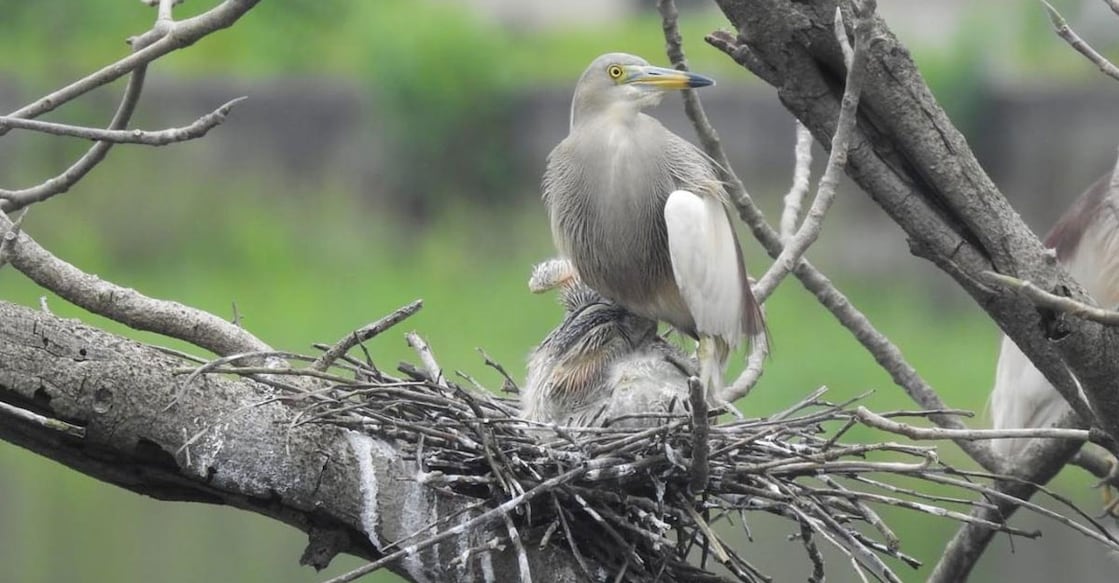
[1041,0,1119,82]
[1,0,260,130]
[478,347,519,393]
[0,210,273,358]
[0,66,148,211]
[0,97,246,145]
[780,122,814,243]
[721,330,768,402]
[752,5,869,303]
[688,377,710,495]
[310,300,423,371]
[854,406,1092,443]
[0,208,27,270]
[0,401,85,439]
[982,270,1119,325]
[502,513,533,583]
[407,332,445,387]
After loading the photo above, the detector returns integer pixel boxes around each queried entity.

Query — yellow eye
[607,65,624,80]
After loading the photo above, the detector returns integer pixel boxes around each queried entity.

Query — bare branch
[983,270,1119,325]
[310,300,423,372]
[721,328,768,402]
[753,5,870,303]
[780,122,814,243]
[1041,0,1119,82]
[0,68,148,211]
[1,0,260,130]
[0,210,272,357]
[0,400,86,439]
[854,406,1091,443]
[407,332,446,387]
[0,97,245,145]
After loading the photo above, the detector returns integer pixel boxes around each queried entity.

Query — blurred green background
[1,1,1118,582]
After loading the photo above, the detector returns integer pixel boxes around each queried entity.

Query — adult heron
[542,53,765,406]
[990,171,1119,458]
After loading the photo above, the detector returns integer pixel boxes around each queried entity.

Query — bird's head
[571,52,715,126]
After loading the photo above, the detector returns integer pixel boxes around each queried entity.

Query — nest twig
[182,334,1118,583]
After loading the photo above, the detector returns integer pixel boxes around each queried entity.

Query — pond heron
[542,53,765,406]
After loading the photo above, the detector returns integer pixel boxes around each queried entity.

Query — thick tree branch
[0,300,581,583]
[710,0,1119,577]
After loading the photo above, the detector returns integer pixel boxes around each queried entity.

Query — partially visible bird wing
[663,189,749,348]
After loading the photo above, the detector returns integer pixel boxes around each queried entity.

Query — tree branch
[0,97,245,145]
[0,300,582,583]
[0,210,273,357]
[1041,0,1119,82]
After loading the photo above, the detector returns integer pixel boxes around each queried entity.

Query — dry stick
[320,466,588,583]
[983,270,1119,325]
[501,513,533,583]
[0,210,273,357]
[407,332,446,387]
[310,300,423,371]
[854,406,1092,443]
[1041,0,1119,82]
[0,400,86,439]
[752,5,868,304]
[702,25,1000,473]
[780,122,814,242]
[688,377,710,495]
[0,66,147,210]
[0,97,246,145]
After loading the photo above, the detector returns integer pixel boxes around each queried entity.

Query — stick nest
[195,347,1105,583]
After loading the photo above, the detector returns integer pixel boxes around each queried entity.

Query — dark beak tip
[689,75,716,88]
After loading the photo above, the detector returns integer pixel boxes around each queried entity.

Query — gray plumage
[542,53,765,402]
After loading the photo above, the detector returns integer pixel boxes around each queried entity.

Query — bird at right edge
[542,52,767,408]
[990,169,1119,459]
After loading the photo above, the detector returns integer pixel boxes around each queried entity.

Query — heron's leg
[697,336,728,409]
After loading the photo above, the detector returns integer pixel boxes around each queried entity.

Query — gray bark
[0,300,581,582]
[712,0,1115,579]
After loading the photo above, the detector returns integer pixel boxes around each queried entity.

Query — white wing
[663,189,745,347]
[988,335,1075,458]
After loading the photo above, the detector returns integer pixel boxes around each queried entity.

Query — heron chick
[522,259,692,428]
[543,53,766,407]
[990,171,1119,458]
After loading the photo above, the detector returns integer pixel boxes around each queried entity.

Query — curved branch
[0,210,272,357]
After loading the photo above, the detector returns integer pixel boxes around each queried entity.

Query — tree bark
[0,300,580,582]
[711,0,1116,578]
